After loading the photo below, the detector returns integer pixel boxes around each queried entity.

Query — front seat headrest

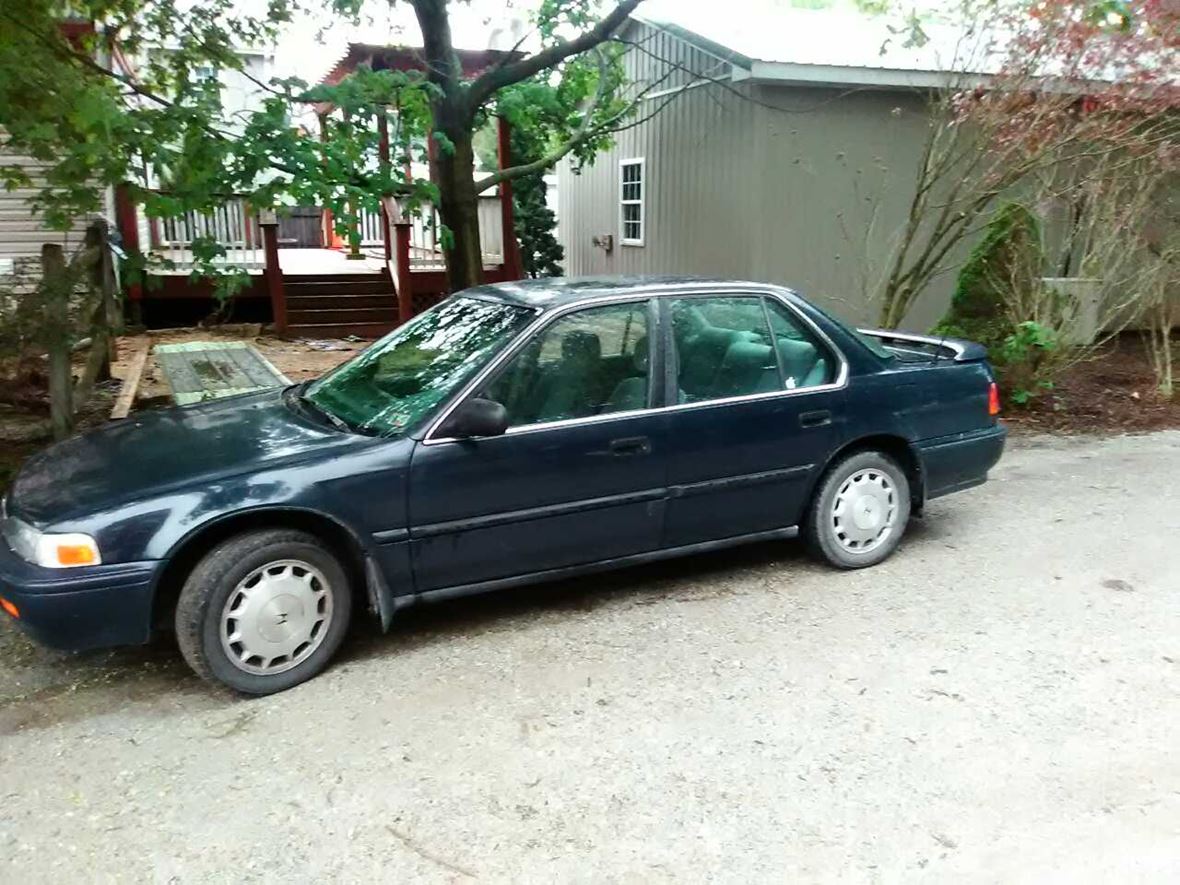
[561,330,602,363]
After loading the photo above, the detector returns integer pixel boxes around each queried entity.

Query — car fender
[148,500,403,632]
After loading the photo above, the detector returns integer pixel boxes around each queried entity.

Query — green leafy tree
[509,124,564,278]
[0,0,655,294]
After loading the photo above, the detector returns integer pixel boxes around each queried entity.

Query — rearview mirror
[438,397,509,439]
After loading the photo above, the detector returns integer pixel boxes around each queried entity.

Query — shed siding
[559,22,760,281]
[748,86,956,328]
[558,22,964,330]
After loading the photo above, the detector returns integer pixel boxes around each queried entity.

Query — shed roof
[633,2,1001,89]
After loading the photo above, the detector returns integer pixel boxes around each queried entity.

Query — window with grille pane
[620,159,645,246]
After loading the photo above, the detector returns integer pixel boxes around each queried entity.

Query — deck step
[288,307,396,325]
[287,294,396,311]
[287,321,396,339]
[284,271,392,284]
[284,279,396,297]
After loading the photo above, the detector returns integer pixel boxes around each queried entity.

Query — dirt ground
[1,432,1178,881]
[119,324,367,403]
[1004,335,1180,435]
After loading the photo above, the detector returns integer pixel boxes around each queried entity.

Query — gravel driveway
[2,431,1178,883]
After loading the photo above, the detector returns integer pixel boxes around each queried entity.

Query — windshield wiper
[286,382,357,434]
[302,395,353,433]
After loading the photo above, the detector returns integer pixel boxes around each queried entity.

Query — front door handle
[799,410,832,429]
[609,436,651,456]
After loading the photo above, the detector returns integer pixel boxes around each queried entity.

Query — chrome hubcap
[220,559,333,675]
[831,468,897,553]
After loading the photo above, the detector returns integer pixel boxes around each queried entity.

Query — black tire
[805,450,911,569]
[175,529,353,695]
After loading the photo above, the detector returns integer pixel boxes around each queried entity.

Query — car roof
[457,275,790,311]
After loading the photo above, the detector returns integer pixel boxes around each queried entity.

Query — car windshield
[304,296,534,436]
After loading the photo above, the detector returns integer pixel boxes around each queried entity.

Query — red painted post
[496,116,524,280]
[113,183,142,302]
[318,113,335,249]
[260,213,287,334]
[394,221,413,324]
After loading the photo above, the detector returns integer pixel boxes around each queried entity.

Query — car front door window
[484,300,652,428]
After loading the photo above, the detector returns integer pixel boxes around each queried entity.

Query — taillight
[987,381,1001,416]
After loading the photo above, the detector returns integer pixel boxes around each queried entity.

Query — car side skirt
[393,525,800,611]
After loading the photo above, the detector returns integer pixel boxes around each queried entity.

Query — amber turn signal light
[0,597,19,619]
[55,544,98,567]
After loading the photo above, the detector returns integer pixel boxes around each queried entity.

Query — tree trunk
[434,128,484,293]
[41,244,74,441]
[74,298,109,408]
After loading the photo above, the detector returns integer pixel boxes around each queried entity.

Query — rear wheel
[175,529,352,695]
[805,450,910,569]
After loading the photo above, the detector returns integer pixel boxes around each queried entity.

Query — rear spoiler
[857,329,989,363]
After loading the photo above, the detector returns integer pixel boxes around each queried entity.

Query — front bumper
[0,540,158,651]
[917,423,1008,500]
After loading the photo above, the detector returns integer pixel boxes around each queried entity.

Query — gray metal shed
[557,8,997,331]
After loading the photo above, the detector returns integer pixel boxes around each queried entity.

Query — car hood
[10,389,356,525]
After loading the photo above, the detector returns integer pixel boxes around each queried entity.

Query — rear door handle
[799,410,832,429]
[609,436,651,456]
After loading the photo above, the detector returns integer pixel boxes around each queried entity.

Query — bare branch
[467,0,644,110]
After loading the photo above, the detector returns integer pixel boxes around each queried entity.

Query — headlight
[2,517,101,568]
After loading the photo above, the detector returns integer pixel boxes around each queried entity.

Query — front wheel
[805,450,911,569]
[175,529,353,695]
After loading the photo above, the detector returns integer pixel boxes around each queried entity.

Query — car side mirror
[438,397,509,439]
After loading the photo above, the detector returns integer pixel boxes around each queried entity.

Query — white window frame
[619,157,646,247]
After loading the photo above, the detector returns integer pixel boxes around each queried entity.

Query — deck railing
[357,206,385,248]
[380,195,505,269]
[150,199,263,269]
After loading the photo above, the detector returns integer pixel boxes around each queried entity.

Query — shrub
[998,321,1060,404]
[933,202,1043,354]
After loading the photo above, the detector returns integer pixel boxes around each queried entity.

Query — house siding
[0,145,108,269]
[557,21,968,330]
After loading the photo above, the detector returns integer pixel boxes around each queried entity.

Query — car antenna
[931,334,944,365]
[930,325,949,366]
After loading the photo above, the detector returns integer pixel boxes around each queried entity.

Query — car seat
[603,335,649,412]
[711,340,780,398]
[536,330,603,421]
[776,338,831,388]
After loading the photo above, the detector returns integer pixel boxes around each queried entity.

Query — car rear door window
[670,296,779,403]
[763,298,837,389]
[670,296,837,402]
[484,300,651,427]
